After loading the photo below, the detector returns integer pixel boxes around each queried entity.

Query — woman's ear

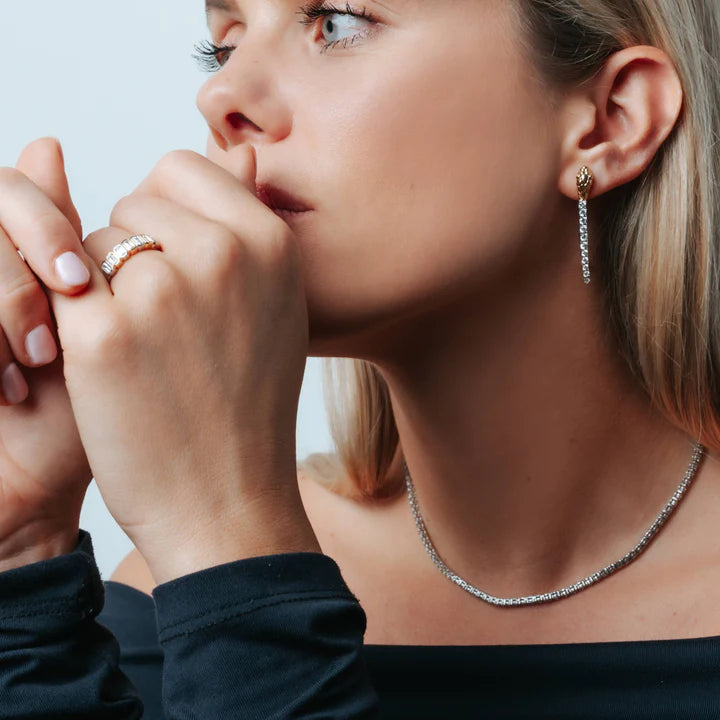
[557,45,683,200]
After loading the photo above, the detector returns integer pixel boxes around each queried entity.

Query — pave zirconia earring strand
[577,166,594,285]
[404,440,706,606]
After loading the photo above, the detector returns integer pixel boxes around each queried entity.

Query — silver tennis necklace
[404,440,706,606]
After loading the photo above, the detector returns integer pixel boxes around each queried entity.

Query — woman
[0,0,718,717]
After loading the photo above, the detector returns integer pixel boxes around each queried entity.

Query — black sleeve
[0,529,381,719]
[152,549,381,719]
[0,529,143,719]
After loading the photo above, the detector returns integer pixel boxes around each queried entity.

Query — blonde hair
[299,0,720,501]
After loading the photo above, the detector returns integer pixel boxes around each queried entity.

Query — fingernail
[2,363,28,405]
[54,252,90,287]
[25,324,57,365]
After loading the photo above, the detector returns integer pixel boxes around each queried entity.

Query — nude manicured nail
[25,324,57,365]
[54,252,90,287]
[2,363,28,404]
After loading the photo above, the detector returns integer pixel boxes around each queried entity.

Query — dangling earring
[576,166,594,285]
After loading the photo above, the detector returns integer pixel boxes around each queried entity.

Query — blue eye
[297,2,378,54]
[192,1,379,72]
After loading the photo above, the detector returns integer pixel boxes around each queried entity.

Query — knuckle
[201,225,245,274]
[135,261,182,303]
[70,312,131,366]
[109,195,135,227]
[0,272,45,312]
[262,222,296,268]
[205,223,237,250]
[0,166,24,189]
[155,150,198,183]
[75,314,130,364]
[75,265,181,363]
[28,206,70,242]
[82,228,106,247]
[0,361,25,406]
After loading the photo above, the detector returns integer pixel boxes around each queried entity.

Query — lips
[256,182,313,213]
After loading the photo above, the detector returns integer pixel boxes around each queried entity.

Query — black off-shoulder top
[98,578,720,719]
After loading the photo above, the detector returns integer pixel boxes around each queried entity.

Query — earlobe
[558,45,684,200]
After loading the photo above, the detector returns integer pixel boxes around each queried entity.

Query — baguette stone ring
[100,234,162,282]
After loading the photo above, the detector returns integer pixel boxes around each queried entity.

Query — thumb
[15,137,83,240]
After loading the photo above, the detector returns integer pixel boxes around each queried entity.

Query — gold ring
[100,234,162,281]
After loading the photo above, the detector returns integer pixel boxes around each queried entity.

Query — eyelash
[192,1,378,72]
[298,1,377,53]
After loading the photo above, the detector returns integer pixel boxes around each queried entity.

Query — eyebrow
[206,0,235,14]
[205,0,338,14]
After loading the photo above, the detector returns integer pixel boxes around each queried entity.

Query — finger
[15,137,83,240]
[0,223,58,367]
[45,232,115,349]
[79,225,170,297]
[129,148,273,248]
[0,342,29,406]
[135,145,257,198]
[106,195,229,265]
[0,167,92,294]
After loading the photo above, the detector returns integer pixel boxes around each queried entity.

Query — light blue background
[0,1,334,579]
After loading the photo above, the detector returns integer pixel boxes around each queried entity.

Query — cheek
[302,22,561,340]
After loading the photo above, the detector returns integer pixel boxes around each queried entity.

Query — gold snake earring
[576,166,594,285]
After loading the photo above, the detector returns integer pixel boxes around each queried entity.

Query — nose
[196,43,292,151]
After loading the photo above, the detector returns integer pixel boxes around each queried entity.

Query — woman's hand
[48,146,321,584]
[0,138,94,571]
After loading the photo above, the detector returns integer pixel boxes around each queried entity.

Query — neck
[368,240,701,597]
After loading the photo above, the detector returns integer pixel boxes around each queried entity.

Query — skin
[196,0,720,643]
[2,0,720,643]
[0,143,92,572]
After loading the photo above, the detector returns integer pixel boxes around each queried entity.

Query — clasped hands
[0,137,320,583]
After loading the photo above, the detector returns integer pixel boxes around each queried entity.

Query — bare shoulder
[296,456,407,562]
[296,457,368,553]
[296,458,426,631]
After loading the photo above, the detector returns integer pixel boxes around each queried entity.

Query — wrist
[0,525,80,573]
[141,493,322,586]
